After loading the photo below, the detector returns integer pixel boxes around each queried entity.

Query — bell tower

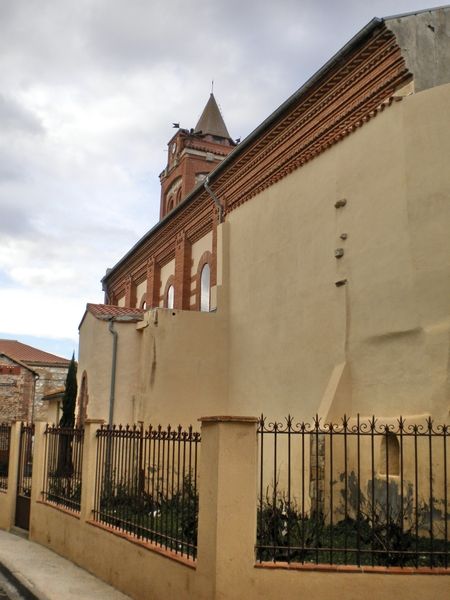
[159,94,235,220]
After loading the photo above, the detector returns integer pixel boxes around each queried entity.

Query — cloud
[0,287,88,342]
[0,201,35,234]
[0,95,44,135]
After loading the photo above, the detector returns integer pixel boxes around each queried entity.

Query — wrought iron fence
[93,424,200,561]
[17,423,34,498]
[42,425,84,513]
[256,415,449,569]
[0,423,11,490]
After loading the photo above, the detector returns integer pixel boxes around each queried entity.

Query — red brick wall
[0,356,35,422]
[160,130,234,219]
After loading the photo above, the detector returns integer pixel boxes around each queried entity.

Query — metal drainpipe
[204,176,223,224]
[30,373,39,423]
[108,318,118,426]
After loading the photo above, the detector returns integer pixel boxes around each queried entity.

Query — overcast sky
[0,0,443,359]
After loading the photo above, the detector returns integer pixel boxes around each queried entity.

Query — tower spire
[194,93,231,140]
[159,93,235,220]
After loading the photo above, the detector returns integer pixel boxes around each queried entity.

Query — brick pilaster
[146,258,160,309]
[174,231,192,310]
[124,275,133,307]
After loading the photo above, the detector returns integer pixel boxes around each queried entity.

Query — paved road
[0,530,131,600]
[0,573,25,600]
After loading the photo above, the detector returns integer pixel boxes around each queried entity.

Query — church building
[78,6,450,429]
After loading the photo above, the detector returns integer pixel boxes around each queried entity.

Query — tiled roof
[42,388,65,400]
[0,352,39,375]
[0,340,70,366]
[86,303,145,321]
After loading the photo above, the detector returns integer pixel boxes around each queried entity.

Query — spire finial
[194,90,231,140]
[211,79,214,94]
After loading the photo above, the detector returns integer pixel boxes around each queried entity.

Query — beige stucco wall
[78,306,228,427]
[0,423,20,531]
[30,503,197,600]
[44,399,61,425]
[248,567,449,600]
[77,312,142,425]
[26,505,450,600]
[0,492,9,531]
[137,307,228,426]
[225,83,450,422]
[79,83,450,429]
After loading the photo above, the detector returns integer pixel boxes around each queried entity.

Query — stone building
[0,340,70,422]
[78,7,450,429]
[0,354,37,423]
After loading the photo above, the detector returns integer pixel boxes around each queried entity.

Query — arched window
[380,432,400,476]
[200,263,210,312]
[139,293,147,309]
[195,250,214,312]
[166,285,174,309]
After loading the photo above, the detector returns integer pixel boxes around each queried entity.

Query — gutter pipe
[204,176,223,223]
[30,373,39,424]
[108,318,118,426]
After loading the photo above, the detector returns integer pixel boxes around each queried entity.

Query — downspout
[30,372,39,424]
[108,318,118,426]
[204,176,223,224]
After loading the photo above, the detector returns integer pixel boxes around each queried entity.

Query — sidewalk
[0,530,131,600]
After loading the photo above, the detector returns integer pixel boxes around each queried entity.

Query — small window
[139,293,147,309]
[166,285,174,309]
[200,263,210,312]
[380,432,400,476]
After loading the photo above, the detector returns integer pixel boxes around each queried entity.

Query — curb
[0,561,41,600]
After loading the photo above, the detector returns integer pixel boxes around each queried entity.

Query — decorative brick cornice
[104,22,411,303]
[213,26,410,214]
[183,140,231,156]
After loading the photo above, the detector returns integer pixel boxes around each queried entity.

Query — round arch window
[166,285,174,309]
[200,263,210,312]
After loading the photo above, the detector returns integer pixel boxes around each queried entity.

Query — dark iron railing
[17,423,34,498]
[256,415,449,569]
[93,424,200,560]
[42,425,84,513]
[0,423,11,490]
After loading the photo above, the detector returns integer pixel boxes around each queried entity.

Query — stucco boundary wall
[0,419,447,600]
[0,423,20,531]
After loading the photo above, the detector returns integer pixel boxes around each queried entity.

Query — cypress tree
[57,354,78,476]
[60,353,78,428]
